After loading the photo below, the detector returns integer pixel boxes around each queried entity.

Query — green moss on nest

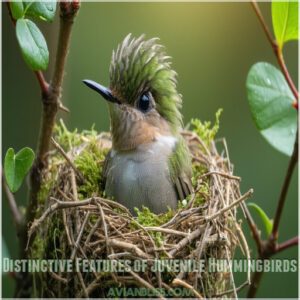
[190,108,222,147]
[134,206,174,227]
[132,207,174,246]
[54,119,98,151]
[74,139,108,199]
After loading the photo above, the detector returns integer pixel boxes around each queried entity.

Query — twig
[48,271,67,284]
[212,280,249,297]
[144,227,188,237]
[76,270,89,298]
[27,198,95,248]
[225,246,238,299]
[235,221,252,284]
[80,275,102,297]
[97,202,109,254]
[34,71,49,96]
[271,134,298,240]
[107,239,152,259]
[71,212,90,260]
[2,174,22,229]
[62,210,72,246]
[205,189,253,222]
[240,202,263,254]
[276,236,298,254]
[172,278,203,299]
[123,264,165,300]
[168,227,203,257]
[250,0,298,103]
[200,171,241,181]
[51,137,85,183]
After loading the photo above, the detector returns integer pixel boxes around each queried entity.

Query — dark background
[2,2,298,297]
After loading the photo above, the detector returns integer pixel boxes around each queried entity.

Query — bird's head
[83,34,183,151]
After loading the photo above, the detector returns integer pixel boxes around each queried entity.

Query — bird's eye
[138,93,150,112]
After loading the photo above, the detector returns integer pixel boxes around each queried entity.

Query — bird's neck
[110,116,177,152]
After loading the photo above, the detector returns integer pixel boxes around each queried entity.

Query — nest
[28,128,253,298]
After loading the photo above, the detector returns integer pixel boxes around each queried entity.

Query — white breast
[105,135,178,214]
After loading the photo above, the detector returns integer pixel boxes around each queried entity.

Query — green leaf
[248,202,273,236]
[272,1,298,49]
[25,1,57,22]
[10,1,25,19]
[246,62,297,156]
[16,19,49,71]
[4,147,35,193]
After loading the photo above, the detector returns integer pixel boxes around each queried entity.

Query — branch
[271,134,298,240]
[247,270,264,298]
[247,134,298,298]
[28,1,80,232]
[276,236,298,254]
[250,0,299,104]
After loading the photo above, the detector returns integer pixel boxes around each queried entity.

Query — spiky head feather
[109,34,183,132]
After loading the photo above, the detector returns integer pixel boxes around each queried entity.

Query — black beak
[82,79,119,104]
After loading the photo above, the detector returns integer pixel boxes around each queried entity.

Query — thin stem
[271,134,298,240]
[34,71,49,96]
[2,174,23,229]
[247,134,298,298]
[250,1,274,46]
[276,236,298,254]
[275,48,299,104]
[241,202,263,254]
[250,0,299,103]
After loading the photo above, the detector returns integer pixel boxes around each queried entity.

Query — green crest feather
[110,34,183,131]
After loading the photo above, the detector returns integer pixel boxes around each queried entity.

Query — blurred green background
[2,2,298,298]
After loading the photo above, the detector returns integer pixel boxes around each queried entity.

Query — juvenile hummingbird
[83,34,193,214]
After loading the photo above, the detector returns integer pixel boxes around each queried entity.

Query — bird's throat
[109,105,174,152]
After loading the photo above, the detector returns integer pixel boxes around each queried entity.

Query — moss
[54,119,98,151]
[30,235,45,259]
[74,138,108,199]
[190,108,222,147]
[45,215,64,260]
[37,121,100,205]
[131,207,174,246]
[134,206,174,227]
[55,120,109,200]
